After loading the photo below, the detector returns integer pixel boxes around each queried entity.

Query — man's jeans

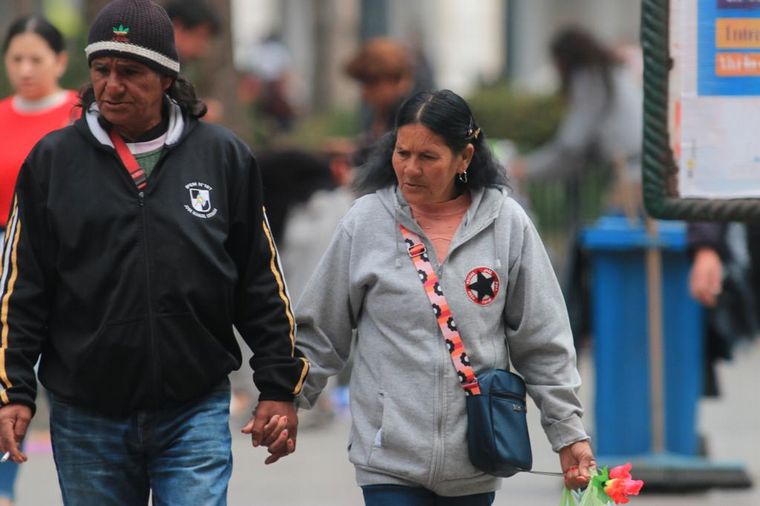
[49,381,232,506]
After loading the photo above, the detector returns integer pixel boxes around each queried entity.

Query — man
[0,1,308,504]
[165,0,220,61]
[344,37,415,166]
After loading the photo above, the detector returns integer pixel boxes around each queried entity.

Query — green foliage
[276,108,361,151]
[60,32,91,92]
[467,81,565,152]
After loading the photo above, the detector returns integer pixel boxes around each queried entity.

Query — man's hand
[241,400,297,465]
[689,248,723,307]
[0,404,32,464]
[559,439,596,490]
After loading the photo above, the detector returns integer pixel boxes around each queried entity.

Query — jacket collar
[83,96,186,149]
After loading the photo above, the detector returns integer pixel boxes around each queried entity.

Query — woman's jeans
[362,485,495,506]
[49,381,232,506]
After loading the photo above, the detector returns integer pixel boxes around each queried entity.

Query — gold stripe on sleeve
[261,211,296,354]
[292,357,310,395]
[0,349,10,395]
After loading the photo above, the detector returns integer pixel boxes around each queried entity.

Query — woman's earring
[457,170,468,184]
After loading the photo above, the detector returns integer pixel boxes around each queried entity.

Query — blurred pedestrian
[0,1,307,504]
[1,14,77,242]
[511,27,644,344]
[165,0,220,61]
[275,144,355,301]
[240,32,296,132]
[688,222,760,396]
[512,27,643,216]
[296,89,594,504]
[345,37,415,166]
[0,15,78,505]
[165,0,224,122]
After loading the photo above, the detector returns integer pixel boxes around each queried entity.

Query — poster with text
[675,0,760,198]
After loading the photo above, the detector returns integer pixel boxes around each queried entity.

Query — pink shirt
[409,192,472,262]
[0,91,78,227]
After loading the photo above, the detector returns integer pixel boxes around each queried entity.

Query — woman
[0,15,76,506]
[1,15,78,230]
[512,28,644,346]
[513,27,642,195]
[295,89,594,505]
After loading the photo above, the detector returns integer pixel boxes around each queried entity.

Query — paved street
[12,338,760,505]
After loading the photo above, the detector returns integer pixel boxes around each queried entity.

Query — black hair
[165,0,221,35]
[78,74,208,119]
[257,149,335,242]
[353,89,508,195]
[2,15,66,55]
[550,27,620,101]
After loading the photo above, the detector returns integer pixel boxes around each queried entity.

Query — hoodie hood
[374,184,510,265]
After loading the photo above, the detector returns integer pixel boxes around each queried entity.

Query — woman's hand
[559,439,596,489]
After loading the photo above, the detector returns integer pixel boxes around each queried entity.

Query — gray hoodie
[296,185,588,496]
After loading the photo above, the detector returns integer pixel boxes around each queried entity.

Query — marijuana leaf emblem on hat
[112,24,130,42]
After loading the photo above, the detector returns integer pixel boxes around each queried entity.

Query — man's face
[173,23,212,60]
[90,57,172,136]
[360,76,409,113]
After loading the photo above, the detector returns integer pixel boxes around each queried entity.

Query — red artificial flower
[603,463,644,504]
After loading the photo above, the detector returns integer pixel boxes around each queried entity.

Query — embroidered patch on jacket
[464,267,500,305]
[112,24,130,43]
[184,182,218,219]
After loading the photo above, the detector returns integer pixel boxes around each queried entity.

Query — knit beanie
[85,0,180,77]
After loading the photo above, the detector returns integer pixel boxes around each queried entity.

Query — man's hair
[165,0,221,34]
[345,37,412,84]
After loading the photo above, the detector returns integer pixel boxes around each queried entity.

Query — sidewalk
[12,338,760,505]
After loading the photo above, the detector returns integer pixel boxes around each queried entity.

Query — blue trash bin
[581,216,703,457]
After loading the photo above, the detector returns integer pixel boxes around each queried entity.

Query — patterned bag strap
[399,223,481,396]
[109,130,148,190]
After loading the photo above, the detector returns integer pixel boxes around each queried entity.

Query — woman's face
[4,32,67,101]
[392,123,473,205]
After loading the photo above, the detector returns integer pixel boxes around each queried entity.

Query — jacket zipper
[429,333,445,486]
[429,254,447,487]
[138,190,160,406]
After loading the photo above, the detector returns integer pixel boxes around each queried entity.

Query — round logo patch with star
[464,267,500,305]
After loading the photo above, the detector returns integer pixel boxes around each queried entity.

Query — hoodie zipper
[137,190,160,406]
[428,251,448,487]
[433,338,450,486]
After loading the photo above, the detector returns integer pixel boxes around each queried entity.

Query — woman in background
[0,15,77,506]
[1,15,77,232]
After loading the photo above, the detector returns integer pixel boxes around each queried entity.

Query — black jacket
[0,104,309,416]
